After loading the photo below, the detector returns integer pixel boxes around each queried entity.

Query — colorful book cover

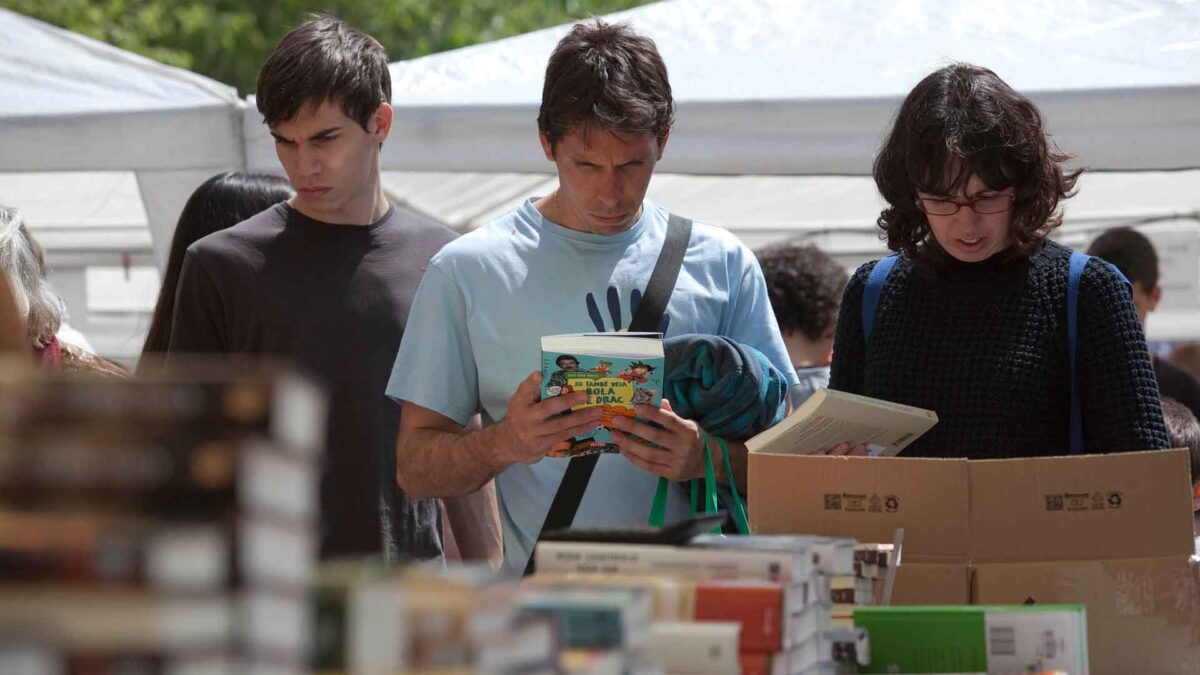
[540,333,665,458]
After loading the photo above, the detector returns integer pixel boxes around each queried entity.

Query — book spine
[2,373,326,457]
[518,605,626,649]
[694,583,783,652]
[0,651,307,675]
[646,622,740,673]
[0,517,313,593]
[534,543,806,584]
[0,441,315,522]
[8,383,258,433]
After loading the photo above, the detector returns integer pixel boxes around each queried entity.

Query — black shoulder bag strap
[523,213,693,576]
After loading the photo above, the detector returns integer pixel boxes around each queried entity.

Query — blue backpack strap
[862,254,901,343]
[1067,251,1089,456]
[1067,252,1132,456]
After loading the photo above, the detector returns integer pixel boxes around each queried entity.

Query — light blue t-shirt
[386,198,797,574]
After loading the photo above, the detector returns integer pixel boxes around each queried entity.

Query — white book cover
[645,621,739,674]
[534,541,810,584]
[746,389,938,457]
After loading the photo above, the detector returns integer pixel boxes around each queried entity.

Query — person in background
[0,205,124,376]
[756,241,848,406]
[828,62,1167,458]
[1087,227,1200,420]
[1160,397,1200,538]
[167,16,499,565]
[1169,343,1200,381]
[0,270,25,352]
[141,171,293,357]
[18,225,93,353]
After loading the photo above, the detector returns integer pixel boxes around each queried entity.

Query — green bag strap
[700,432,719,518]
[715,435,751,535]
[649,441,710,527]
[647,431,735,535]
[649,474,671,527]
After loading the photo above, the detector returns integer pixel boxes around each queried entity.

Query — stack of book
[314,561,567,675]
[398,564,558,675]
[850,544,895,609]
[0,366,326,675]
[514,584,661,674]
[531,533,869,674]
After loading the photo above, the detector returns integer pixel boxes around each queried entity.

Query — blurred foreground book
[0,359,326,675]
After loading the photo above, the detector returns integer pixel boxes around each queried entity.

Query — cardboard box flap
[748,454,970,563]
[973,556,1200,675]
[968,449,1195,564]
[880,563,971,606]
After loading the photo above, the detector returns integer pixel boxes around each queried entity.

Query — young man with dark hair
[168,16,500,563]
[388,20,796,574]
[756,241,848,405]
[1088,227,1200,419]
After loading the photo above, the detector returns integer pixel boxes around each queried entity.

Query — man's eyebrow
[269,126,342,142]
[308,126,342,140]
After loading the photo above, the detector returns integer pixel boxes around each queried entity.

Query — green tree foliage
[2,0,653,94]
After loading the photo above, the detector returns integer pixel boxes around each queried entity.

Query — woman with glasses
[826,63,1168,459]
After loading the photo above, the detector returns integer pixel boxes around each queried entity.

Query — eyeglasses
[915,193,1015,216]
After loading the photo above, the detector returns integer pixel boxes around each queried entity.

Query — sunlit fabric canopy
[0,8,245,268]
[246,0,1200,175]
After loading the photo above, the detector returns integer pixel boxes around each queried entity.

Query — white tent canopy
[245,0,1200,176]
[0,8,245,268]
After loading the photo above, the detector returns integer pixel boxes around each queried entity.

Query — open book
[745,389,937,457]
[540,332,664,458]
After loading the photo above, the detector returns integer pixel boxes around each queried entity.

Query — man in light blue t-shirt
[387,20,797,574]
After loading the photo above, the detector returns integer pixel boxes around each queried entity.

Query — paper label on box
[1044,490,1124,512]
[823,493,901,514]
[983,611,1086,673]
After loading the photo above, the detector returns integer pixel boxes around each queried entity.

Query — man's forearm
[397,422,511,500]
[442,480,503,568]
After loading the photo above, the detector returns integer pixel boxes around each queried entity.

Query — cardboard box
[748,453,969,563]
[975,556,1200,675]
[749,448,1200,673]
[968,450,1195,563]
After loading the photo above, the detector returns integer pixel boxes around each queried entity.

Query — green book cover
[540,333,664,458]
[855,604,1087,674]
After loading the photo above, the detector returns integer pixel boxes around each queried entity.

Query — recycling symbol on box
[884,495,900,513]
[1107,492,1123,508]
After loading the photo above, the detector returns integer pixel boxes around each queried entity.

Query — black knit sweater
[829,240,1169,459]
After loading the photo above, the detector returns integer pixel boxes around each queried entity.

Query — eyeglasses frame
[914,193,1015,216]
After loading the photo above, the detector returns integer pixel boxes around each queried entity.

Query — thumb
[660,397,673,412]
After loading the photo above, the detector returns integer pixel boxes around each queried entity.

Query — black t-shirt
[1155,355,1200,420]
[169,202,457,559]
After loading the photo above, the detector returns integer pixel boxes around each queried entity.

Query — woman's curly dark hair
[873,63,1081,269]
[756,241,848,341]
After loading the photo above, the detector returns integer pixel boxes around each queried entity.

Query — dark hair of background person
[1086,226,1159,289]
[537,19,674,151]
[141,172,293,355]
[756,241,849,341]
[1162,396,1200,485]
[873,62,1082,270]
[1170,343,1200,381]
[256,15,391,131]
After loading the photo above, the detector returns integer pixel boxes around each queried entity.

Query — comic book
[540,333,665,458]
